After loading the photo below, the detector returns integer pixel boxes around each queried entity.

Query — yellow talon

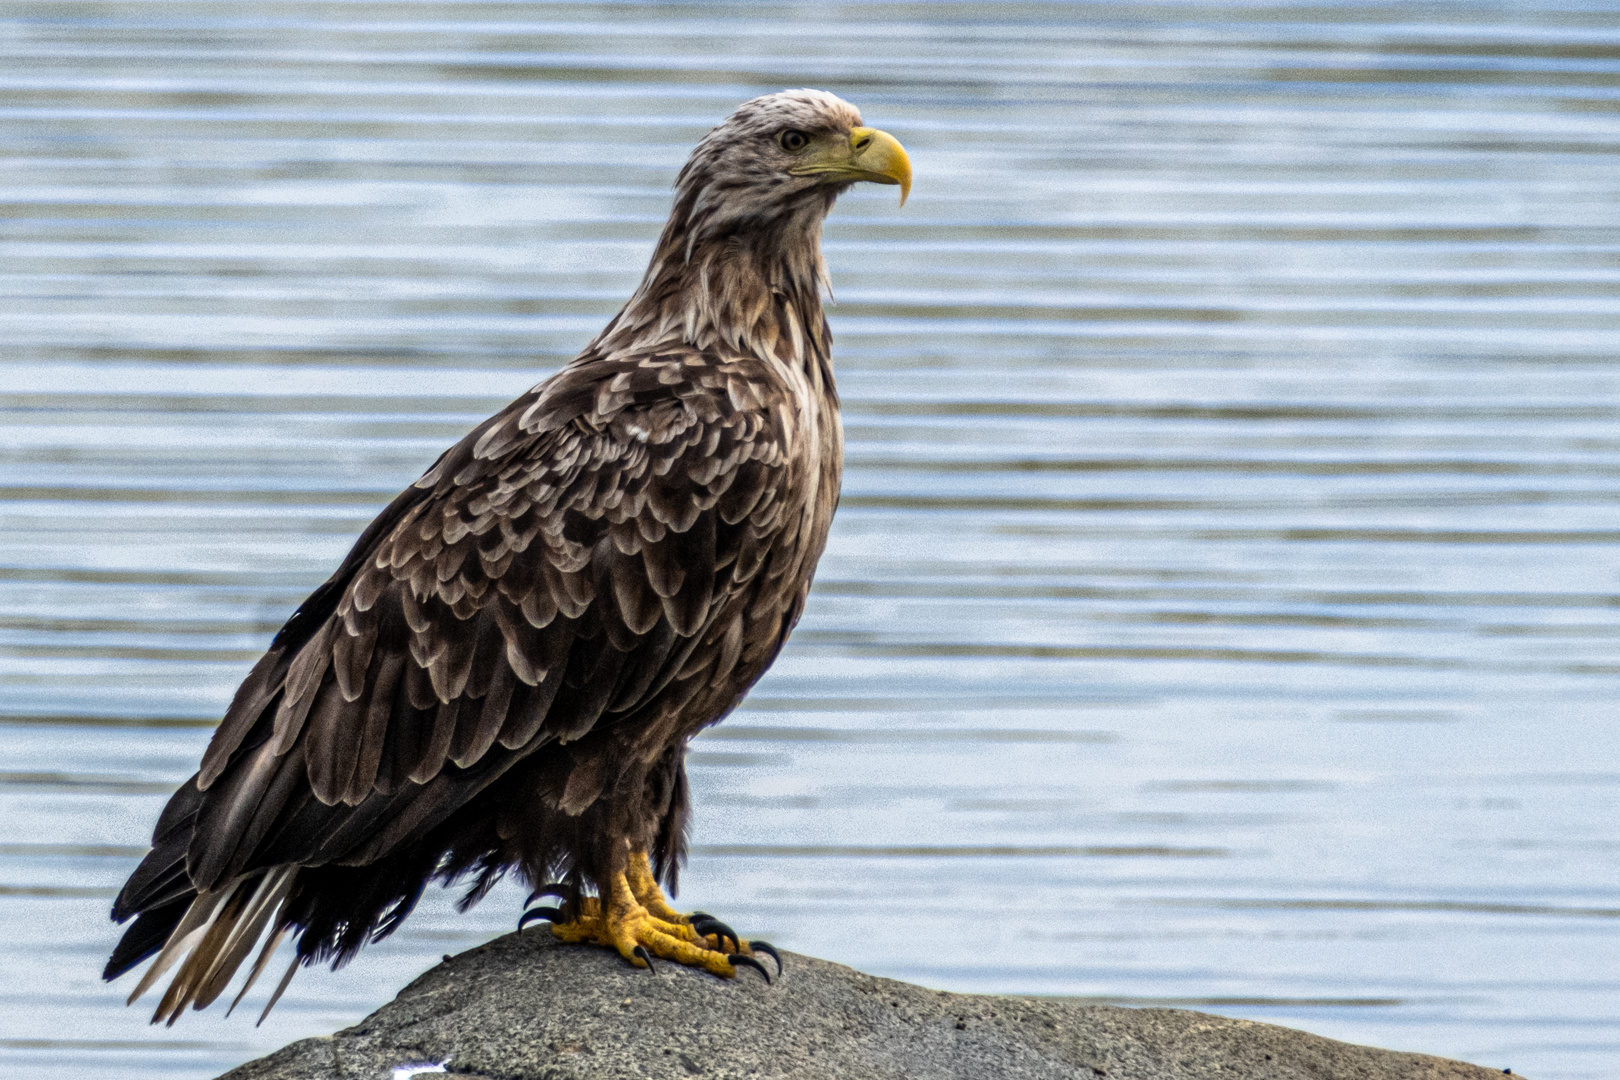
[548,868,736,976]
[537,847,778,981]
[623,850,748,954]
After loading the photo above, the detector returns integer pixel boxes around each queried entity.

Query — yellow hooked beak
[790,126,912,206]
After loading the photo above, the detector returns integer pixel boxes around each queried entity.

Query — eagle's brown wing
[114,350,803,926]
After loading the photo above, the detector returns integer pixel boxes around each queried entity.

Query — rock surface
[219,931,1516,1080]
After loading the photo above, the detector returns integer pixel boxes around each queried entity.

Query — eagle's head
[601,89,910,356]
[672,89,911,246]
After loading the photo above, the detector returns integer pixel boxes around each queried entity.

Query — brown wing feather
[174,349,799,896]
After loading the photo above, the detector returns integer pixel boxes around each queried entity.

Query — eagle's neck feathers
[589,186,838,392]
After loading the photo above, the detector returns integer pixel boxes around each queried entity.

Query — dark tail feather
[104,895,193,981]
[107,774,205,981]
[113,776,205,922]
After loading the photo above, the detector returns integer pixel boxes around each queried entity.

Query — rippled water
[3,2,1619,1077]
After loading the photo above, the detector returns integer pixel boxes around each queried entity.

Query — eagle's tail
[118,865,300,1026]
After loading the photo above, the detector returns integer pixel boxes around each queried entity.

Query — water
[2,1,1619,1076]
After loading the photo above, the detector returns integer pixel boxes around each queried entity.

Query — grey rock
[218,931,1518,1080]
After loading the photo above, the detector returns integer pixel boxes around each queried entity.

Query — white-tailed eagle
[104,89,910,1024]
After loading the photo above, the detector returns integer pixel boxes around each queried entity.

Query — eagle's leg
[623,849,688,924]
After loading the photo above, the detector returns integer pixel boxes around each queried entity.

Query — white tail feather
[257,953,303,1027]
[227,923,289,1017]
[194,867,295,1009]
[124,866,298,1024]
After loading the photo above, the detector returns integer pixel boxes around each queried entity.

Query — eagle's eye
[777,129,810,153]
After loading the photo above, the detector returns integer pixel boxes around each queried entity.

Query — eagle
[103,89,910,1024]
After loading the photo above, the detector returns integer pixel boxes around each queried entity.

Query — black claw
[692,917,739,953]
[525,883,570,906]
[518,906,564,930]
[727,953,771,984]
[748,940,784,976]
[687,911,713,922]
[633,945,657,972]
